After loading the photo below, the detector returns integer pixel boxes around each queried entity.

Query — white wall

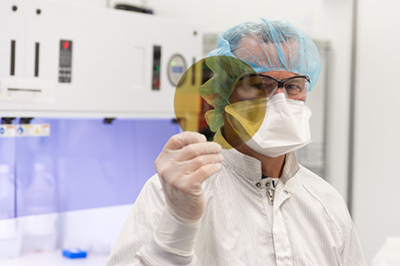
[320,0,354,204]
[353,0,400,264]
[146,0,325,35]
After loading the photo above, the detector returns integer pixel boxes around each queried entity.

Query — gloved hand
[155,131,223,223]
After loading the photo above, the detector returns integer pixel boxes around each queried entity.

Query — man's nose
[274,87,285,95]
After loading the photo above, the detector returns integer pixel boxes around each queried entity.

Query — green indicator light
[170,61,176,67]
[155,66,160,71]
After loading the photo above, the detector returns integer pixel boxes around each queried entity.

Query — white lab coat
[107,147,365,266]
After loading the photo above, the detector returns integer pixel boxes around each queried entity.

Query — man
[107,18,365,266]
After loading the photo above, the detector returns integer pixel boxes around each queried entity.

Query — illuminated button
[63,41,70,50]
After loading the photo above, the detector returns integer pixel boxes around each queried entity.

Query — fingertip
[166,132,207,149]
[211,142,223,153]
[183,131,207,143]
[198,132,207,143]
[211,162,222,176]
[214,162,223,173]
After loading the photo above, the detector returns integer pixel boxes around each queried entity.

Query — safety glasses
[230,74,311,102]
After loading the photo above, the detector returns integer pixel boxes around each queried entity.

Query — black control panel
[59,40,72,83]
[152,45,161,90]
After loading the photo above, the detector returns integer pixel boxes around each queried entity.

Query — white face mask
[244,93,312,158]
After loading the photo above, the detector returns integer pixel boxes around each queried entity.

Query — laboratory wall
[353,0,400,264]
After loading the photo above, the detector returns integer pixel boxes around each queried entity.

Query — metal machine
[0,0,201,254]
[0,0,201,117]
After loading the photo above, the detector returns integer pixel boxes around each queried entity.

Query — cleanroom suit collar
[215,129,300,184]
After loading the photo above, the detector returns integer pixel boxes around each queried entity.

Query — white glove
[155,131,223,223]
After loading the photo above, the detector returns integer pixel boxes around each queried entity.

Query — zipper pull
[266,181,275,204]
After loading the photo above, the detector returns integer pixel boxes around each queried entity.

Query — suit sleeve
[341,222,366,266]
[106,174,199,266]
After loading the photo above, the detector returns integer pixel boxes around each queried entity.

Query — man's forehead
[233,35,299,70]
[259,70,299,78]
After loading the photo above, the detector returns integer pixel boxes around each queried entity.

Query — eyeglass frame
[238,73,311,99]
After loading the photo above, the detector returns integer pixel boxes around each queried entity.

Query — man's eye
[252,83,264,90]
[286,84,301,91]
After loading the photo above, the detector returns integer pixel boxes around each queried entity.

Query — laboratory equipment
[167,54,187,87]
[0,164,21,258]
[62,248,87,259]
[0,0,200,117]
[20,163,58,253]
[0,0,201,258]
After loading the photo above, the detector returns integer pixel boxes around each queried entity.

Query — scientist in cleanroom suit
[107,18,366,266]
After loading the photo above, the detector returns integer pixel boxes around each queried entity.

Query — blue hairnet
[209,18,321,88]
[201,18,321,132]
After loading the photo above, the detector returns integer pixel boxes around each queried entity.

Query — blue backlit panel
[0,118,180,218]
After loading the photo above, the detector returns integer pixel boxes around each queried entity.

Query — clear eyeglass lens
[231,75,310,103]
[260,76,309,100]
[231,75,266,102]
[283,77,309,97]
